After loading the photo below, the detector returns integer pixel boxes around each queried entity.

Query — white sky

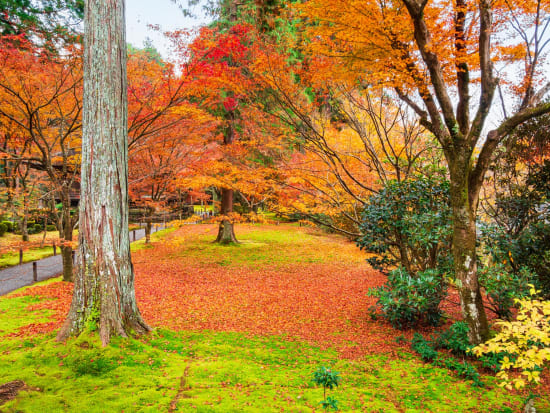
[126,0,211,59]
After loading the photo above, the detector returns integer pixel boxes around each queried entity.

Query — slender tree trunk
[57,0,149,345]
[20,213,28,242]
[19,189,29,241]
[60,189,74,282]
[449,153,489,344]
[145,217,152,244]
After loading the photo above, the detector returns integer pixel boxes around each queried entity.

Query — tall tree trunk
[449,153,489,344]
[57,0,149,345]
[216,110,238,244]
[60,188,73,282]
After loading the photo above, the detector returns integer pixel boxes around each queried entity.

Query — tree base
[215,220,238,244]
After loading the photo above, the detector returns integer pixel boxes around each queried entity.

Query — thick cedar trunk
[57,0,149,345]
[449,153,489,344]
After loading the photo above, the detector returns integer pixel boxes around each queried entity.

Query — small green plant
[320,396,339,410]
[478,351,512,373]
[0,223,7,237]
[433,321,471,355]
[86,307,100,332]
[313,365,341,410]
[411,328,483,387]
[411,333,438,361]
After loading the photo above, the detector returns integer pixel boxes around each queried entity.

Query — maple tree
[172,18,290,243]
[0,37,81,281]
[298,0,550,344]
[251,43,440,235]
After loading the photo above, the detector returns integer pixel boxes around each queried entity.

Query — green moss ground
[164,227,353,267]
[0,247,59,269]
[0,295,541,412]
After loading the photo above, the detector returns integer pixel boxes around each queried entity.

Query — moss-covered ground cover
[0,224,547,411]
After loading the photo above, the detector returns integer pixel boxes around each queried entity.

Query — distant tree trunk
[216,187,237,244]
[57,0,150,345]
[20,214,28,242]
[19,189,29,241]
[145,217,152,244]
[59,188,73,282]
[216,110,238,244]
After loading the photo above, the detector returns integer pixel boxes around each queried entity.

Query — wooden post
[53,241,57,256]
[32,262,37,282]
[132,230,136,241]
[19,248,23,265]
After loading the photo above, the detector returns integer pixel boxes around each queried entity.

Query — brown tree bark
[57,0,149,345]
[216,110,238,244]
[448,152,489,344]
[145,218,152,244]
[216,187,237,244]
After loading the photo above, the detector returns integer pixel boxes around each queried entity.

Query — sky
[126,0,211,59]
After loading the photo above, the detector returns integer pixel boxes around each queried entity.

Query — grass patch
[131,227,176,252]
[168,225,361,267]
[0,246,58,269]
[0,324,531,412]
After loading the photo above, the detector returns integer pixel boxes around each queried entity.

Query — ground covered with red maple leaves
[3,224,549,411]
[10,224,440,358]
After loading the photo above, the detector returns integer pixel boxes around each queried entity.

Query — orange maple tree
[297,0,550,343]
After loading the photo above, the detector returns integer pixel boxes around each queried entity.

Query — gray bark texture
[57,0,150,345]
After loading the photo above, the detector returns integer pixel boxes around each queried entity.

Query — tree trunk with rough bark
[216,187,237,244]
[57,0,149,345]
[449,153,489,344]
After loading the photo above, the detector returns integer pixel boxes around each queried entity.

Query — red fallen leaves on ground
[0,225,499,359]
[6,225,446,358]
[7,223,550,398]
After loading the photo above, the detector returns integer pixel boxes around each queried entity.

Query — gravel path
[0,226,164,296]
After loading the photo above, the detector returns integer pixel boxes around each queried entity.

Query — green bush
[357,175,452,275]
[478,264,535,319]
[368,268,446,329]
[432,321,471,355]
[2,221,13,232]
[46,224,57,231]
[480,160,550,297]
[0,223,7,237]
[33,223,43,233]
